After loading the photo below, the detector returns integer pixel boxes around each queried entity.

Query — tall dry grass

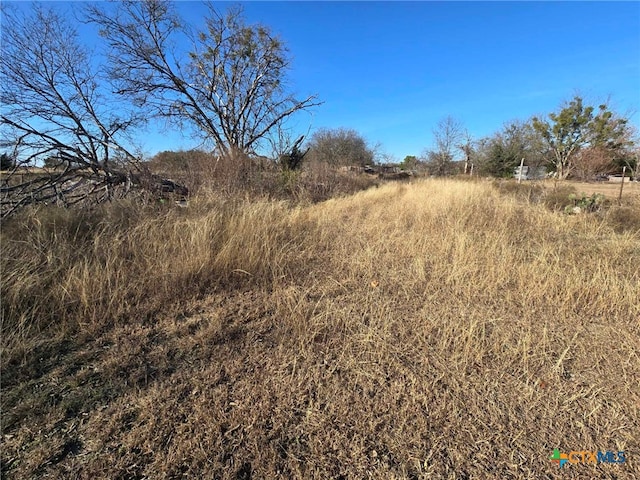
[1,196,313,356]
[2,178,639,478]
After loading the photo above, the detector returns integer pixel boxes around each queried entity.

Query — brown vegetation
[145,151,381,204]
[2,179,639,478]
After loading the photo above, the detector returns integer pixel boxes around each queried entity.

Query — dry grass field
[2,178,639,478]
[558,179,640,200]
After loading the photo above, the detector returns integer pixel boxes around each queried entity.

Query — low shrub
[491,179,545,203]
[540,184,578,211]
[564,192,607,214]
[604,202,640,233]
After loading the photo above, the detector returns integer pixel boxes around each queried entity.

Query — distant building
[607,176,626,183]
[514,165,546,180]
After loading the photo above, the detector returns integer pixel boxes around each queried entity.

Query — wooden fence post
[618,166,626,205]
[517,158,525,184]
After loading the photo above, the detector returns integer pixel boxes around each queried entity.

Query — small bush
[604,203,640,233]
[292,161,379,203]
[541,184,577,211]
[492,179,545,203]
[564,192,607,214]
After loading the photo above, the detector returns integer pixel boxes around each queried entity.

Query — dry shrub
[295,160,380,203]
[540,184,579,211]
[492,179,545,203]
[494,181,578,211]
[2,179,639,479]
[148,151,279,198]
[248,160,380,204]
[572,146,615,181]
[603,198,640,233]
[148,153,379,205]
[147,149,218,194]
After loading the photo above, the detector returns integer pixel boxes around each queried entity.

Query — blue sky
[8,1,640,160]
[183,1,640,160]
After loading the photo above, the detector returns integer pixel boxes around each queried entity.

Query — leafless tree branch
[84,0,320,160]
[0,4,176,217]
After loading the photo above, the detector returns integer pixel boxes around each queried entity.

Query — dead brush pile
[2,179,639,479]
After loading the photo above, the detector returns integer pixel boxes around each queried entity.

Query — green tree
[42,155,68,169]
[589,106,632,151]
[476,121,546,178]
[587,106,636,177]
[150,150,200,172]
[476,141,515,178]
[400,155,419,170]
[278,135,308,171]
[532,97,592,179]
[532,96,632,179]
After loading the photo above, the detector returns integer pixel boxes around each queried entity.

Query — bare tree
[425,117,465,176]
[306,128,375,167]
[265,116,314,171]
[457,131,474,175]
[572,147,615,180]
[85,1,320,162]
[0,4,148,216]
[267,119,298,163]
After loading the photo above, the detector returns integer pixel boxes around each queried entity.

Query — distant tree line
[141,95,638,183]
[412,97,637,180]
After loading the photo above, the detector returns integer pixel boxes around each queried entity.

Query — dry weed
[2,179,638,478]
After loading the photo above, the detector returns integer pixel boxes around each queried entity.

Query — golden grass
[568,179,640,200]
[2,179,639,478]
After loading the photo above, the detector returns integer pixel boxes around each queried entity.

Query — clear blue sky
[9,1,640,160]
